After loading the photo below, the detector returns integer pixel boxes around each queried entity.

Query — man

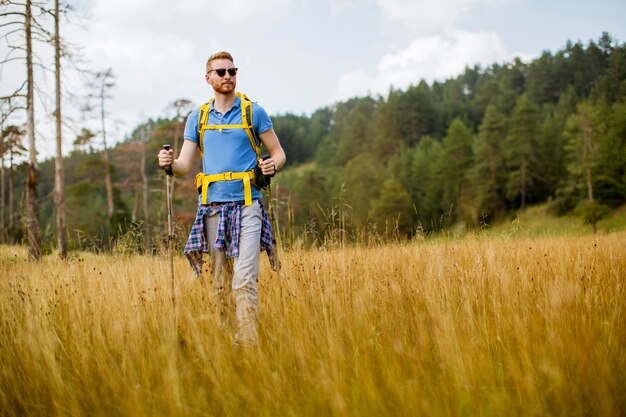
[157,51,286,347]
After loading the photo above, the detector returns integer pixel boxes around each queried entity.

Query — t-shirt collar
[209,95,241,114]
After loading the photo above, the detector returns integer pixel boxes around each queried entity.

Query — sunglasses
[208,67,238,77]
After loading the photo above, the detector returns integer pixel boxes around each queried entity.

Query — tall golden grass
[1,232,624,416]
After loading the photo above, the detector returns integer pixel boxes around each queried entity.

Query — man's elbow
[173,161,192,176]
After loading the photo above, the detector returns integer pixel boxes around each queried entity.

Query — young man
[157,51,286,347]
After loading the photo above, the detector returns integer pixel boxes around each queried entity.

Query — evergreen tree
[493,58,527,116]
[410,136,444,231]
[526,51,561,104]
[505,94,540,210]
[600,99,626,205]
[292,169,330,243]
[369,178,414,238]
[441,118,474,224]
[369,95,402,160]
[384,144,413,194]
[436,78,469,133]
[335,97,377,165]
[396,81,439,146]
[472,104,508,221]
[561,100,608,232]
[272,114,311,164]
[341,153,379,231]
[307,107,332,159]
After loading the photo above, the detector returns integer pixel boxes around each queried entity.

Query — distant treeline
[3,33,625,250]
[273,32,626,239]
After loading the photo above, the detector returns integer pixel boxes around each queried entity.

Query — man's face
[206,58,237,94]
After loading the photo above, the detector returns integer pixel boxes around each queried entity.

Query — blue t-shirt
[184,96,273,203]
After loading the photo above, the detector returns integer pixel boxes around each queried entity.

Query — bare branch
[0,55,25,65]
[0,81,27,99]
[31,32,52,43]
[0,12,27,18]
[0,27,23,39]
[1,0,28,6]
[5,45,27,54]
[31,19,52,38]
[0,21,23,29]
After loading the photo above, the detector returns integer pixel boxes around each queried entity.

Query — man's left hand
[260,158,277,177]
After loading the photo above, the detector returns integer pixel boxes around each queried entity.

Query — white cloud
[375,0,507,33]
[329,0,373,16]
[334,29,509,102]
[90,0,293,24]
[331,0,517,104]
[61,0,295,143]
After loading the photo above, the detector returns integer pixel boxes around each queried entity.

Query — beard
[214,81,235,94]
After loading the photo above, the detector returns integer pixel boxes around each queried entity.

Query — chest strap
[197,92,261,160]
[195,170,256,206]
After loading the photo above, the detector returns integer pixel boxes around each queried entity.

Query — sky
[1,0,625,159]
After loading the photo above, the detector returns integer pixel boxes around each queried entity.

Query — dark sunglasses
[208,67,238,77]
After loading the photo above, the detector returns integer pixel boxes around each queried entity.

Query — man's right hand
[158,148,174,168]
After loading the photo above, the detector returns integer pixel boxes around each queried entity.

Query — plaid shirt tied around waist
[184,198,277,278]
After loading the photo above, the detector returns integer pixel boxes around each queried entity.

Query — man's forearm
[171,159,192,176]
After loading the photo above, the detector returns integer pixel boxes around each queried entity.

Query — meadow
[0,229,624,416]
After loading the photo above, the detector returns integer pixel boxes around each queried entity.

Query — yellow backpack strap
[195,170,256,206]
[197,99,213,158]
[198,93,260,159]
[238,93,261,159]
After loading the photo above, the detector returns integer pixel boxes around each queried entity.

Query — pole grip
[162,144,173,176]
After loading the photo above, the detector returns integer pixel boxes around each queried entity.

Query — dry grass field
[0,231,624,416]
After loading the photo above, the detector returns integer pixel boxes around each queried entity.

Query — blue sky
[2,0,625,157]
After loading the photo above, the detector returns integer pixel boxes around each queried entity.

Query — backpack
[197,91,260,160]
[194,92,269,206]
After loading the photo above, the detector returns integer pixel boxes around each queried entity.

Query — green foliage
[334,97,377,165]
[369,178,414,237]
[600,98,626,204]
[472,104,508,220]
[7,33,626,249]
[505,94,540,209]
[441,118,474,222]
[272,113,315,164]
[410,136,445,231]
[574,199,610,227]
[341,153,379,229]
[394,81,439,145]
[112,221,146,255]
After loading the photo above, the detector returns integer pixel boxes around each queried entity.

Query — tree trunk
[25,0,41,260]
[101,86,114,223]
[1,155,5,243]
[54,0,67,258]
[132,186,140,222]
[9,151,14,230]
[141,133,151,253]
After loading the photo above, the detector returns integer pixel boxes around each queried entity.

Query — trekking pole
[162,144,176,333]
[266,182,285,309]
[267,183,281,274]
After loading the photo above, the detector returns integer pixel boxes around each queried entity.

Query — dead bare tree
[19,0,41,259]
[52,0,67,258]
[0,101,25,241]
[83,69,116,224]
[0,125,26,234]
[140,124,152,253]
[1,0,75,258]
[1,0,55,258]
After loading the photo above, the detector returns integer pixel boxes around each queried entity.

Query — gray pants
[203,201,261,345]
